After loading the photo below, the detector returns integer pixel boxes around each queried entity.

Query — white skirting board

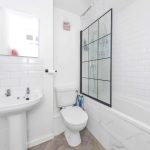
[28,133,54,148]
[28,113,65,148]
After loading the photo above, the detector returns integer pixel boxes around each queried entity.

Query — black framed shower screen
[80,9,112,107]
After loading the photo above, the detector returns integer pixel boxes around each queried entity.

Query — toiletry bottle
[75,94,79,106]
[79,95,82,108]
[82,95,84,109]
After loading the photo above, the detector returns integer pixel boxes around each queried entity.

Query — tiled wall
[112,0,150,125]
[0,56,44,150]
[0,56,43,92]
[81,0,150,150]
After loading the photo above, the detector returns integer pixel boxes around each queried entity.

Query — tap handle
[5,89,11,96]
[26,87,30,94]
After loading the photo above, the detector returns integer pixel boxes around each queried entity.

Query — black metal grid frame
[80,9,113,107]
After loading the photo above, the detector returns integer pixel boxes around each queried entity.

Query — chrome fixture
[26,87,30,95]
[5,89,11,97]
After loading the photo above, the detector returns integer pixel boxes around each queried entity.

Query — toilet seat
[60,106,88,125]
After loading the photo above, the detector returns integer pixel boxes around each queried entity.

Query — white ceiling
[54,0,92,16]
[54,0,137,16]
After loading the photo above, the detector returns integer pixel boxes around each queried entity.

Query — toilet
[55,87,88,147]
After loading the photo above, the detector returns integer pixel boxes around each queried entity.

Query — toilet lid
[60,106,88,125]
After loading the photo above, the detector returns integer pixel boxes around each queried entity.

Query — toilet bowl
[60,106,88,147]
[55,87,88,147]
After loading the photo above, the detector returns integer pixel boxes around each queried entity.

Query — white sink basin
[0,92,42,116]
[0,90,43,150]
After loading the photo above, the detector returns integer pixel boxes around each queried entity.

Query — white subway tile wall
[0,56,44,95]
[81,0,150,150]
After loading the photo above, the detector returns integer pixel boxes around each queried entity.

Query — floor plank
[29,128,105,150]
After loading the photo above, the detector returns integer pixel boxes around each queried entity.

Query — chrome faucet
[26,87,30,95]
[5,89,11,97]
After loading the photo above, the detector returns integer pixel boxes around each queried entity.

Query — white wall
[54,7,80,89]
[81,0,150,149]
[0,0,54,149]
[53,7,80,135]
[53,7,80,111]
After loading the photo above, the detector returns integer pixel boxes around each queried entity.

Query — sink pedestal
[0,91,42,150]
[8,112,27,150]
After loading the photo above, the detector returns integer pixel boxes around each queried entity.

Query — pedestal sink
[0,91,43,150]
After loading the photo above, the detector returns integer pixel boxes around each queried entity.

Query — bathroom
[0,0,150,149]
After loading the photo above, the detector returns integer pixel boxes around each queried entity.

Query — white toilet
[55,87,88,147]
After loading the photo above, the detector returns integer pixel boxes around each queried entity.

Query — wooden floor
[29,128,105,150]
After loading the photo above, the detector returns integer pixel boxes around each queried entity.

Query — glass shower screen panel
[81,9,112,107]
